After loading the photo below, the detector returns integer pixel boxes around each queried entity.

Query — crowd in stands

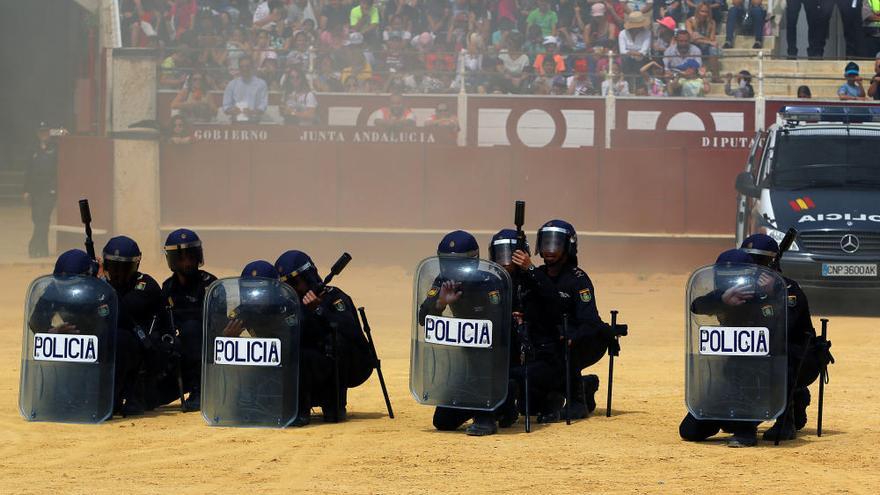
[121,0,879,124]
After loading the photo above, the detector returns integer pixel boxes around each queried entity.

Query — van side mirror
[735,172,761,198]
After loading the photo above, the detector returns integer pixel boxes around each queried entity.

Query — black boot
[465,412,498,436]
[322,387,347,423]
[121,372,146,417]
[583,374,600,413]
[561,375,588,420]
[497,380,519,428]
[536,392,564,424]
[793,387,810,431]
[183,386,200,412]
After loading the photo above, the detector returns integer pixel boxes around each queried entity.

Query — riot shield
[410,256,512,411]
[201,277,301,427]
[19,275,118,423]
[685,263,788,421]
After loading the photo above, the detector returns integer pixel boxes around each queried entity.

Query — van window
[765,131,880,189]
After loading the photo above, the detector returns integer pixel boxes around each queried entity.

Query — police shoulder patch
[761,305,774,317]
[333,299,346,312]
[427,287,439,298]
[285,314,298,327]
[787,295,797,307]
[97,304,110,317]
[136,281,147,291]
[488,290,500,305]
[579,288,592,303]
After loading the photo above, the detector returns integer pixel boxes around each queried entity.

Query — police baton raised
[79,199,96,261]
[358,306,394,419]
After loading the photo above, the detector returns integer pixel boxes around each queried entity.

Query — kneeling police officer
[275,250,373,425]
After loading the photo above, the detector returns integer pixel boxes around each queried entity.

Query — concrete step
[707,81,841,97]
[716,34,776,51]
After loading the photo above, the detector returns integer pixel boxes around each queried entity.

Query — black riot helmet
[489,228,529,267]
[437,230,480,280]
[713,249,759,293]
[275,250,322,296]
[537,219,577,265]
[102,236,142,290]
[164,228,204,276]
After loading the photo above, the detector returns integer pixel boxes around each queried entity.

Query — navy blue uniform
[25,141,58,257]
[161,270,217,395]
[112,272,162,412]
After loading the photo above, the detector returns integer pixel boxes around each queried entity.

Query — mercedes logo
[840,234,860,254]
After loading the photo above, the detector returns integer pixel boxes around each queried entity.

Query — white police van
[735,106,880,295]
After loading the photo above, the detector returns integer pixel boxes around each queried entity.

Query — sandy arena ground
[1,260,878,494]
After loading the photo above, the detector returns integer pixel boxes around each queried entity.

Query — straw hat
[624,11,649,29]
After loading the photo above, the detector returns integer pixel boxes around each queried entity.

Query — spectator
[495,0,519,26]
[320,0,350,33]
[351,0,381,46]
[669,58,709,96]
[640,59,668,96]
[838,61,867,100]
[601,62,631,95]
[171,72,217,122]
[160,41,195,89]
[663,29,702,70]
[24,122,58,258]
[492,18,518,49]
[527,0,559,37]
[724,70,755,98]
[384,14,414,43]
[426,0,451,35]
[700,0,726,24]
[686,3,720,81]
[253,0,285,30]
[168,114,194,144]
[533,58,559,93]
[723,0,765,50]
[340,33,374,88]
[312,55,344,92]
[168,0,197,41]
[287,0,317,29]
[426,102,460,130]
[585,3,620,51]
[375,92,417,128]
[826,0,862,58]
[534,36,567,74]
[647,0,686,24]
[567,58,595,95]
[258,55,281,90]
[797,85,812,98]
[129,0,163,48]
[602,0,631,30]
[280,67,319,125]
[523,24,548,56]
[864,3,880,58]
[868,53,880,99]
[653,15,676,53]
[225,26,251,78]
[222,56,268,123]
[498,33,531,91]
[619,12,651,80]
[253,30,276,70]
[457,33,486,91]
[285,30,311,70]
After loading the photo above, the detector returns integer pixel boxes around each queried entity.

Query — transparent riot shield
[19,275,118,423]
[410,256,512,411]
[201,278,301,427]
[685,263,788,421]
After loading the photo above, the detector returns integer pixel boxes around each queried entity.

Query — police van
[735,105,880,296]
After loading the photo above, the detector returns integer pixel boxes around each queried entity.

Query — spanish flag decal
[788,197,815,212]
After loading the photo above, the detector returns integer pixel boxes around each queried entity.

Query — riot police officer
[160,228,217,411]
[24,122,58,258]
[275,250,373,425]
[419,230,516,436]
[535,220,620,420]
[740,234,831,441]
[102,236,162,416]
[28,249,101,333]
[489,229,566,423]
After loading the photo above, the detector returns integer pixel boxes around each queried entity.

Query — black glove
[603,322,628,338]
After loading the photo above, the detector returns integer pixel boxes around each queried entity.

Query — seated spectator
[534,58,560,94]
[340,33,374,87]
[864,4,880,57]
[128,0,163,48]
[287,0,318,30]
[168,0,197,41]
[724,70,755,97]
[603,0,631,31]
[280,67,319,125]
[495,0,519,26]
[253,0,286,31]
[222,56,268,123]
[379,32,410,75]
[160,44,195,89]
[258,55,281,90]
[602,62,631,95]
[534,36,566,75]
[321,21,348,50]
[375,92,417,128]
[168,114,194,144]
[556,0,581,50]
[446,12,471,50]
[796,85,812,98]
[171,72,217,122]
[311,55,344,92]
[701,0,726,25]
[653,15,676,54]
[351,0,381,46]
[384,14,413,43]
[868,53,880,100]
[663,29,702,70]
[619,12,651,81]
[285,30,311,70]
[425,102,460,130]
[585,3,620,51]
[457,33,486,92]
[492,18,518,50]
[425,0,451,35]
[838,61,867,100]
[527,0,559,37]
[498,33,531,92]
[320,0,350,33]
[225,27,251,78]
[523,24,547,57]
[686,3,720,81]
[669,58,709,96]
[723,0,765,50]
[253,30,277,69]
[640,59,668,96]
[646,0,686,24]
[567,58,594,95]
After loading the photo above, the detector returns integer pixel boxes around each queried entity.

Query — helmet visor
[539,228,568,256]
[165,246,204,275]
[490,238,515,266]
[103,259,138,287]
